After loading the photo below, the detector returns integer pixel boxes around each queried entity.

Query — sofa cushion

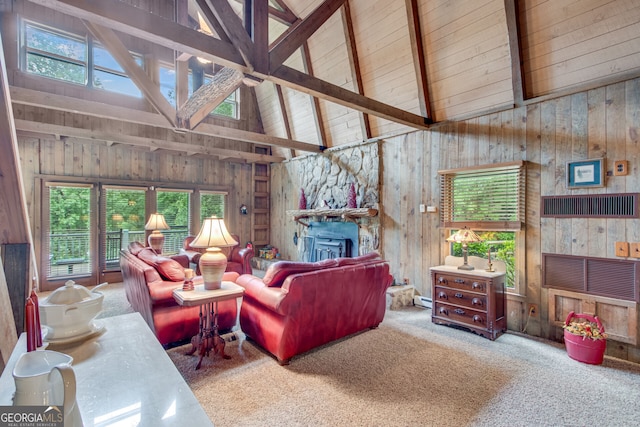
[262,258,338,287]
[128,241,146,256]
[138,248,185,282]
[335,252,381,267]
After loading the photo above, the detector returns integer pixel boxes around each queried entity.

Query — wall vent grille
[542,253,639,302]
[541,193,638,218]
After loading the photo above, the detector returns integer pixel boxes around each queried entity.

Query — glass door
[102,186,146,271]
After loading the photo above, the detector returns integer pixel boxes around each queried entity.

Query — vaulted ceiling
[4,0,640,162]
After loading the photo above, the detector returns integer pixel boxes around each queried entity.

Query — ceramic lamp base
[148,231,165,254]
[199,247,227,290]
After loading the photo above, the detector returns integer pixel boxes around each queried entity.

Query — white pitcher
[13,350,83,427]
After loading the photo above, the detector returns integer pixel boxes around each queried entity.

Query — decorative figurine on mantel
[347,182,357,208]
[299,188,307,210]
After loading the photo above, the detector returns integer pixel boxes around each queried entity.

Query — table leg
[190,301,230,370]
[185,304,204,357]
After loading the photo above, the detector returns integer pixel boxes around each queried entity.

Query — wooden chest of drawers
[430,265,506,340]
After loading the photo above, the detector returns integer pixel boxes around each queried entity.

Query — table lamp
[190,216,238,289]
[446,227,482,270]
[145,213,170,254]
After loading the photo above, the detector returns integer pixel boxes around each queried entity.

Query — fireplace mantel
[286,208,378,227]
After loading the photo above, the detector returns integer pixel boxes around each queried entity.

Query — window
[159,64,176,106]
[157,189,192,255]
[44,183,93,279]
[200,191,226,222]
[440,161,526,293]
[439,161,525,230]
[22,20,143,97]
[103,186,146,271]
[23,21,87,84]
[93,43,143,97]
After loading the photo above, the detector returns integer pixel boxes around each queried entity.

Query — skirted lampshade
[190,216,238,289]
[446,227,482,270]
[145,213,170,254]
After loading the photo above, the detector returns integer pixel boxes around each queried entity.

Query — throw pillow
[263,258,338,287]
[128,241,146,256]
[138,248,185,282]
[335,252,381,267]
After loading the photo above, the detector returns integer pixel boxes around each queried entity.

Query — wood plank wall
[270,76,640,361]
[520,0,640,98]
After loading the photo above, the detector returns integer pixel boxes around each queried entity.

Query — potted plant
[562,311,607,365]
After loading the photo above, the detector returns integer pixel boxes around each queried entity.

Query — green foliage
[158,191,190,226]
[106,189,145,231]
[449,231,516,288]
[212,101,235,118]
[201,194,225,220]
[49,187,90,232]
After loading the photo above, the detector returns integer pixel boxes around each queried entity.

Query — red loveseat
[235,252,392,364]
[180,234,253,275]
[119,242,239,346]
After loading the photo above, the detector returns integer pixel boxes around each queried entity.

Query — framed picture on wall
[566,158,605,188]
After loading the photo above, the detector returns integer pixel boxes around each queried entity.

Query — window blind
[439,161,525,230]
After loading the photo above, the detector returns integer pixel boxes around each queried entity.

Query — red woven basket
[563,311,606,365]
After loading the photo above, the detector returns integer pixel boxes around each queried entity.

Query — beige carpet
[92,282,640,426]
[166,308,640,427]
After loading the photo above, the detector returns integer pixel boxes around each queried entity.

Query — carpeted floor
[95,282,640,426]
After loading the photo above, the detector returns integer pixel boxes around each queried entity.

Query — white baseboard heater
[414,296,432,309]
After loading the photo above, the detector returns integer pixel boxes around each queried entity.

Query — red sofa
[119,242,239,346]
[180,234,254,275]
[235,253,392,364]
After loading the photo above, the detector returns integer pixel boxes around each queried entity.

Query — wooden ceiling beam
[14,119,285,163]
[504,0,525,106]
[250,0,270,75]
[341,1,371,140]
[10,86,322,153]
[269,0,347,72]
[24,0,432,131]
[194,0,231,43]
[269,0,298,25]
[177,67,243,130]
[25,0,246,70]
[275,84,295,159]
[83,21,177,127]
[405,0,433,120]
[268,66,432,130]
[199,0,254,68]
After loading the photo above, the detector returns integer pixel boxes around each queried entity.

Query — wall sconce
[239,204,248,215]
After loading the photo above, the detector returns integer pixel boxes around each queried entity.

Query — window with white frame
[23,21,87,84]
[92,43,143,97]
[439,161,526,292]
[22,20,142,97]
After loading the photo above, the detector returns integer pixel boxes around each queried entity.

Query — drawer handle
[454,279,465,284]
[438,292,448,300]
[454,308,465,315]
[471,298,483,306]
[472,282,483,290]
[439,307,448,315]
[438,277,447,284]
[472,315,483,323]
[454,292,463,298]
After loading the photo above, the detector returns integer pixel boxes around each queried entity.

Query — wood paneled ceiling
[6,0,640,161]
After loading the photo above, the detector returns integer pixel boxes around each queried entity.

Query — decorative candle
[487,248,491,263]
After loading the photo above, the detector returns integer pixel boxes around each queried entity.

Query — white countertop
[0,312,212,427]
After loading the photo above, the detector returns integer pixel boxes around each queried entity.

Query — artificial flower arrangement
[563,316,607,340]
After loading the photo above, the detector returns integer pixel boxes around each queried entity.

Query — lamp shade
[190,216,237,249]
[191,216,237,290]
[446,227,482,270]
[145,213,170,231]
[446,227,482,244]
